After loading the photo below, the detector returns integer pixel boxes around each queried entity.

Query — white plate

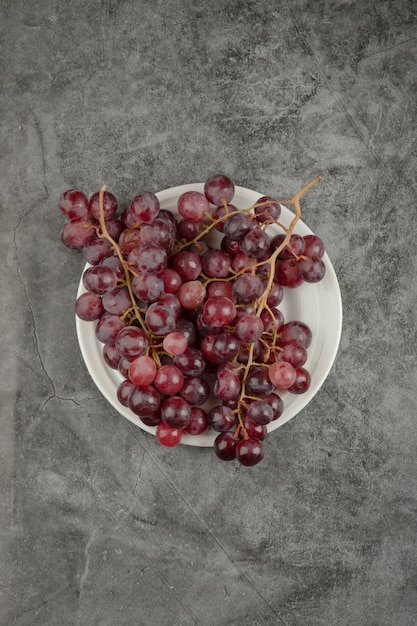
[76,183,342,447]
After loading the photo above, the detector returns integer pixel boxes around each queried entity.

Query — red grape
[89,190,118,221]
[184,407,209,436]
[129,191,160,223]
[75,291,104,321]
[156,423,183,447]
[214,432,238,461]
[129,355,157,386]
[59,189,90,219]
[61,217,95,249]
[178,280,206,309]
[154,364,185,395]
[204,174,235,206]
[160,396,191,429]
[236,437,265,466]
[177,191,210,222]
[202,296,236,328]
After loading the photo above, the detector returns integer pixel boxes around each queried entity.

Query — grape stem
[97,185,161,364]
[233,176,322,437]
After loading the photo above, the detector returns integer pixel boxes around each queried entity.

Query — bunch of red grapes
[60,174,326,466]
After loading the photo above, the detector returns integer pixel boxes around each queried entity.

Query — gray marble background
[1,1,417,625]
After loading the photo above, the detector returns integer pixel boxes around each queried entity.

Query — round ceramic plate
[76,183,342,447]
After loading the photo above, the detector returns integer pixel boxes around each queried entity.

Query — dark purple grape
[236,437,265,466]
[260,307,284,333]
[242,229,270,260]
[103,343,121,369]
[246,400,274,425]
[118,356,131,378]
[61,217,95,249]
[279,321,312,348]
[297,256,326,283]
[82,265,118,295]
[204,174,235,206]
[83,237,112,265]
[201,249,232,278]
[119,228,141,255]
[200,334,223,363]
[117,379,136,407]
[214,364,240,401]
[203,296,236,328]
[173,250,202,281]
[100,255,125,278]
[221,237,243,257]
[288,367,311,394]
[264,393,284,420]
[232,274,263,304]
[139,218,175,249]
[236,340,262,364]
[154,364,184,395]
[128,384,161,416]
[160,268,182,294]
[234,314,264,343]
[173,347,206,377]
[184,407,209,435]
[177,219,204,241]
[132,273,164,303]
[212,333,241,360]
[303,234,325,258]
[136,242,167,274]
[161,396,191,429]
[276,258,304,288]
[158,293,182,316]
[104,218,124,241]
[95,314,125,344]
[140,413,162,427]
[145,302,178,335]
[278,341,307,368]
[89,190,118,221]
[214,432,238,461]
[180,376,210,406]
[75,291,104,321]
[242,419,267,440]
[59,189,90,219]
[207,406,237,432]
[231,252,253,273]
[178,191,210,222]
[175,318,197,346]
[115,326,149,360]
[276,234,306,260]
[129,191,160,223]
[102,286,132,315]
[266,281,284,307]
[223,214,255,240]
[245,365,274,397]
[254,196,281,223]
[207,281,234,300]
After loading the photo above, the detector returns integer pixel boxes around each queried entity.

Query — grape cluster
[60,174,325,466]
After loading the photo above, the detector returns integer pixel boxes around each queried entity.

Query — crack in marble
[363,35,417,59]
[84,478,201,625]
[13,250,56,399]
[28,105,49,202]
[136,448,290,626]
[120,425,288,622]
[77,528,96,626]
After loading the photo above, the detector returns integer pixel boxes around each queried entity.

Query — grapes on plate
[60,174,326,467]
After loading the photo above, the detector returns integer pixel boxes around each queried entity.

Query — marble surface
[1,1,417,624]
